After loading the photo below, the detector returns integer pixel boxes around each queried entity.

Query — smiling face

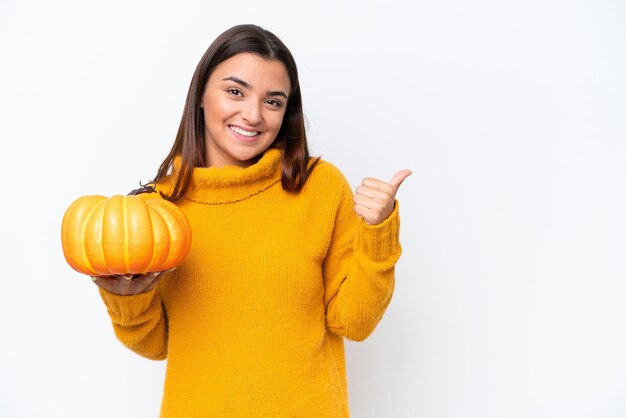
[200,52,291,168]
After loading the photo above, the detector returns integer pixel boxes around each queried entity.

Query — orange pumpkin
[61,195,192,276]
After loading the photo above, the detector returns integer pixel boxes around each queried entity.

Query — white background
[1,1,625,417]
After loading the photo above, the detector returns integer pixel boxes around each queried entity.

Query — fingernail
[124,274,133,280]
[90,276,97,281]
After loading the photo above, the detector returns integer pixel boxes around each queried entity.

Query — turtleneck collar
[163,148,283,205]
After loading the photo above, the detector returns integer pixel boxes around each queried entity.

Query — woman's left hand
[354,169,412,225]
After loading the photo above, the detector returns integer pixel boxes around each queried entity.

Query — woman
[92,24,410,417]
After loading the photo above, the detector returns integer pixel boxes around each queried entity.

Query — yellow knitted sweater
[98,147,402,417]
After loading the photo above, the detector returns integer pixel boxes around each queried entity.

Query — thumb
[389,169,412,192]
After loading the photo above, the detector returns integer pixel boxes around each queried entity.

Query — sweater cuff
[98,287,158,325]
[354,200,401,263]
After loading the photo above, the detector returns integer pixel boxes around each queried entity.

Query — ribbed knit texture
[98,147,402,417]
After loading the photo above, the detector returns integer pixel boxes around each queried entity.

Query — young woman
[92,24,410,417]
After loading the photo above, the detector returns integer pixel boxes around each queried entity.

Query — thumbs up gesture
[354,169,412,225]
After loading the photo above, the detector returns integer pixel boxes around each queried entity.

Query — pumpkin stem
[128,181,157,196]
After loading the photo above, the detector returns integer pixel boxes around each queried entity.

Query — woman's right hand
[91,268,175,296]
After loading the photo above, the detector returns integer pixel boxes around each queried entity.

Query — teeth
[231,126,259,137]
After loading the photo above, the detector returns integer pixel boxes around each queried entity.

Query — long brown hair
[152,24,320,202]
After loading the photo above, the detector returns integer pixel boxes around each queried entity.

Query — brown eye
[266,99,282,107]
[227,88,243,96]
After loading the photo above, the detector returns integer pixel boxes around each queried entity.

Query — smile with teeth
[230,125,260,137]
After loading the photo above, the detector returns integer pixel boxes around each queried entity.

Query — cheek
[266,111,287,132]
[206,99,238,123]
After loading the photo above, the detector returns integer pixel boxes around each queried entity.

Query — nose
[241,100,262,125]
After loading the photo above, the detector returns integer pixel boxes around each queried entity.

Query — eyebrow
[222,76,289,100]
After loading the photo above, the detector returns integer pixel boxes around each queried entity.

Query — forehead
[210,52,291,91]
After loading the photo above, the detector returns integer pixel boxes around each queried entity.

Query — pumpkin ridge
[145,205,163,273]
[157,200,192,261]
[151,203,175,269]
[80,200,102,275]
[123,196,130,274]
[93,199,109,275]
[162,205,176,268]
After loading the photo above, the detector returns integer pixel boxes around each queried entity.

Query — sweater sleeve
[98,286,168,360]
[323,173,402,342]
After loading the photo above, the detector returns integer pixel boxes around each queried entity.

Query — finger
[137,271,159,290]
[144,269,171,291]
[361,177,395,195]
[355,185,389,201]
[353,194,376,210]
[91,275,117,285]
[113,273,133,280]
[147,268,175,285]
[354,204,383,225]
[90,275,122,292]
[163,267,177,276]
[354,204,373,221]
[389,169,413,192]
[149,270,165,282]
